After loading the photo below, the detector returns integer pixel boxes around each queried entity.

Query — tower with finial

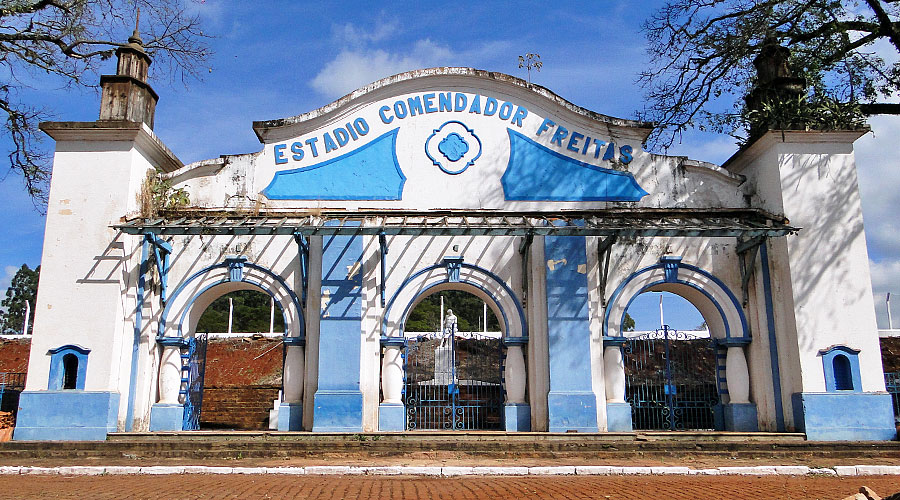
[99,9,158,128]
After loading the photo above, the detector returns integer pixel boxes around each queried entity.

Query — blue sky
[0,0,898,331]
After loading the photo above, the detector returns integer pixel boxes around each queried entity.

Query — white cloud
[331,18,400,47]
[0,266,15,294]
[309,18,514,99]
[0,265,16,314]
[868,258,900,328]
[310,40,457,98]
[855,115,900,259]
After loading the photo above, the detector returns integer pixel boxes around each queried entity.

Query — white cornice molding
[723,129,870,173]
[40,121,183,173]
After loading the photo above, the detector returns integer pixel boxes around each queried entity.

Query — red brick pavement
[1,475,899,500]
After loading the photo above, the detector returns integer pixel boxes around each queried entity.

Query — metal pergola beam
[114,209,797,239]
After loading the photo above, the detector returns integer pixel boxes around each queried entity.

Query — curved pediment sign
[252,68,653,210]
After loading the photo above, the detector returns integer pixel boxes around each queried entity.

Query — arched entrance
[402,289,504,430]
[603,257,755,432]
[623,292,719,430]
[379,258,529,432]
[190,289,286,430]
[151,257,305,431]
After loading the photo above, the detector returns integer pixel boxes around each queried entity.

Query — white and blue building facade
[12,44,897,441]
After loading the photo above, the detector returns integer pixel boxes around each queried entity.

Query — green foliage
[196,290,285,334]
[639,0,900,148]
[139,167,190,216]
[741,79,867,143]
[0,264,39,334]
[623,312,635,332]
[405,290,501,332]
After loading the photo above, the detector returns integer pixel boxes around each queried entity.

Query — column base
[722,403,758,431]
[547,391,597,432]
[505,403,531,431]
[277,403,303,431]
[792,392,897,441]
[605,402,633,432]
[378,403,406,431]
[312,390,363,432]
[149,403,184,431]
[14,391,120,441]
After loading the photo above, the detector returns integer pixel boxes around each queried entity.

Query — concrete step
[4,432,900,463]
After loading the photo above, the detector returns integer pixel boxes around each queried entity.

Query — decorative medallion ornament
[425,120,482,174]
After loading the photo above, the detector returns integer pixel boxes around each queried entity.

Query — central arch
[383,259,527,342]
[378,258,529,432]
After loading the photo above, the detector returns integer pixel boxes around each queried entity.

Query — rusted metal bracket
[518,232,534,307]
[737,235,766,307]
[598,235,618,307]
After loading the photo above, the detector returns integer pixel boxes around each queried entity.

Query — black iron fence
[0,372,25,415]
[886,372,900,423]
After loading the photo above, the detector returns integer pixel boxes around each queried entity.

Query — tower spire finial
[128,7,142,46]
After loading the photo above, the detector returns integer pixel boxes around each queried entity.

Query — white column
[505,345,527,404]
[381,345,404,404]
[158,345,183,404]
[726,346,751,404]
[283,345,305,403]
[603,345,626,402]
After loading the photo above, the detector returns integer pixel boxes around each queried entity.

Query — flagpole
[888,293,893,330]
[659,294,664,329]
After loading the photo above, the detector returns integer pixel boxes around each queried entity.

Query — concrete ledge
[547,392,598,432]
[0,465,899,476]
[14,391,119,441]
[277,403,303,431]
[378,403,405,432]
[605,402,633,432]
[504,403,531,432]
[792,392,896,441]
[723,403,758,432]
[149,403,184,432]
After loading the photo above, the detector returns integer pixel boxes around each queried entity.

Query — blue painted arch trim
[174,278,294,341]
[603,261,748,339]
[159,260,304,342]
[382,262,528,344]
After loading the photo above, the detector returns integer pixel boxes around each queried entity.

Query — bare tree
[639,0,900,148]
[0,0,210,211]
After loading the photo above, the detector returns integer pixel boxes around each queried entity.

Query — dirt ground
[0,474,898,500]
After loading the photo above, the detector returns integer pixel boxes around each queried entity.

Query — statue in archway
[441,309,458,346]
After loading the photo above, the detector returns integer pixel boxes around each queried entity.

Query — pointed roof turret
[98,9,159,128]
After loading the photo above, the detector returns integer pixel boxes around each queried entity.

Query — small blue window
[48,345,90,390]
[819,345,861,392]
[832,354,853,391]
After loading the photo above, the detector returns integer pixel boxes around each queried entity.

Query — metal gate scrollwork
[624,326,719,431]
[403,323,504,430]
[181,333,208,431]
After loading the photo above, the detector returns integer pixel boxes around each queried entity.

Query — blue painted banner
[501,129,648,201]
[263,129,406,200]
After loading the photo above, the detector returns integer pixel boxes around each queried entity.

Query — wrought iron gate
[624,327,720,431]
[181,333,208,430]
[885,372,900,423]
[403,331,504,430]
